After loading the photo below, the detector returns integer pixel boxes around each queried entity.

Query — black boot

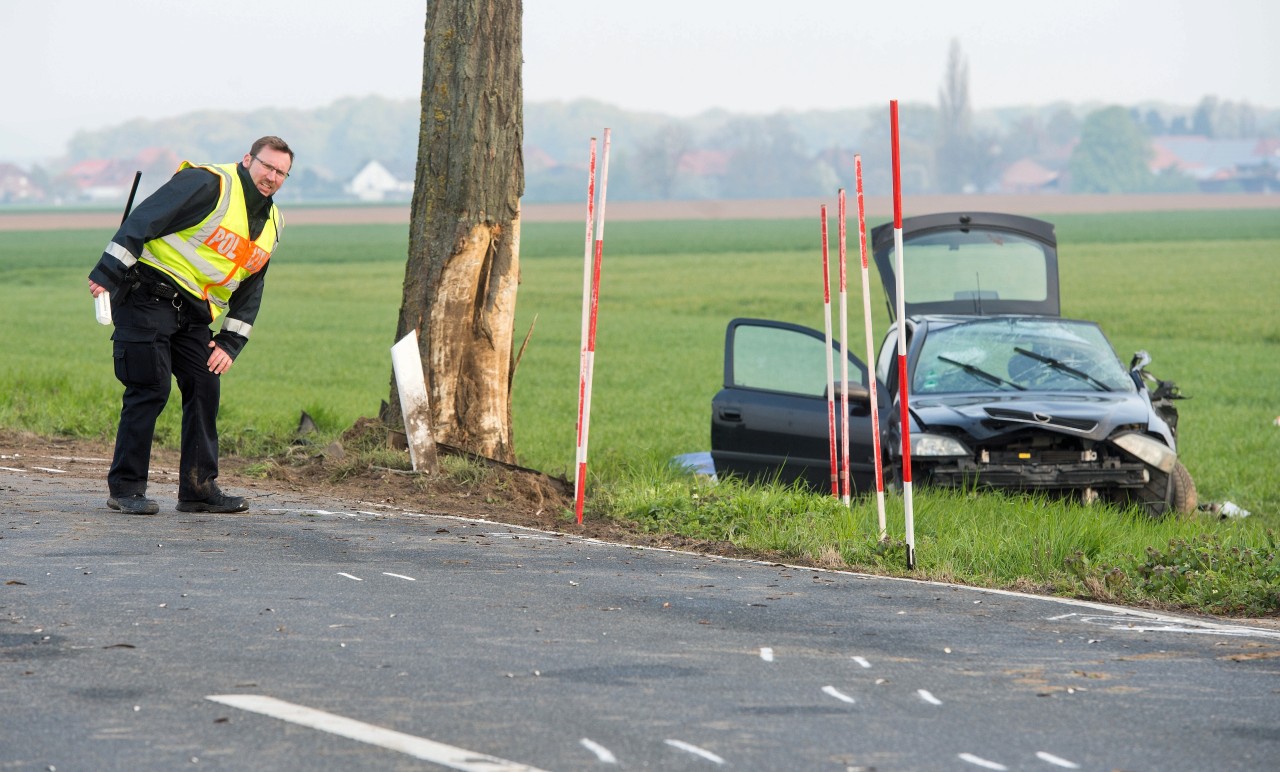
[107,495,160,515]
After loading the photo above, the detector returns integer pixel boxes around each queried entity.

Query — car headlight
[911,433,971,457]
[1111,433,1176,473]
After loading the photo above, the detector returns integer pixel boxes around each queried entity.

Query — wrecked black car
[711,212,1196,517]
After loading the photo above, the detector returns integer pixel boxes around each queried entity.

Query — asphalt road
[3,466,1279,771]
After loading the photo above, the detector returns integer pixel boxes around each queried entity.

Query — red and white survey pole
[854,155,887,539]
[575,129,611,524]
[820,205,839,497]
[837,189,852,505]
[890,101,916,568]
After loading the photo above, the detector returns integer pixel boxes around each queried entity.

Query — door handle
[719,409,742,422]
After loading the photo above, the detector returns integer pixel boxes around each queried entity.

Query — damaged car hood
[911,392,1165,444]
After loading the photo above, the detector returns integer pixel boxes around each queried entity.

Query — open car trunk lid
[870,212,1060,320]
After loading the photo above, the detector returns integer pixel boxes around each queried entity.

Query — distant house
[63,158,123,202]
[0,162,39,202]
[1149,136,1279,192]
[346,160,414,202]
[999,158,1060,194]
[59,147,180,203]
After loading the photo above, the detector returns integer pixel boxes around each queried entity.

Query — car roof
[869,212,1060,320]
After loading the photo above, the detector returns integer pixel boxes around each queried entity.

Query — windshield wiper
[1013,347,1109,391]
[938,356,1026,390]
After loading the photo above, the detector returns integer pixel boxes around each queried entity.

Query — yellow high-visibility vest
[139,161,282,321]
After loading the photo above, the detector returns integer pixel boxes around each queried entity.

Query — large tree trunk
[390,0,523,465]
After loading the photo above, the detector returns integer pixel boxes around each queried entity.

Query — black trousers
[107,286,221,501]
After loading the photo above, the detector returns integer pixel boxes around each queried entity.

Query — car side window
[731,324,830,397]
[876,322,912,390]
[876,329,898,387]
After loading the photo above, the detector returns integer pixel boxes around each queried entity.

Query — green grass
[2,208,1278,616]
[601,464,1279,616]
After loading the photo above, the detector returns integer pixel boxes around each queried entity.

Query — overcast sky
[2,0,1276,162]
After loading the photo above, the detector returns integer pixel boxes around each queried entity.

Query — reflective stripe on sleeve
[105,241,138,268]
[223,318,252,338]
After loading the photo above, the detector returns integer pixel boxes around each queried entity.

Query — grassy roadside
[2,210,1277,618]
[598,463,1278,617]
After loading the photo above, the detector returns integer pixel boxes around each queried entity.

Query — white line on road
[851,656,871,668]
[478,532,559,541]
[1035,751,1081,768]
[206,694,549,771]
[579,738,617,764]
[759,647,774,662]
[265,508,361,518]
[917,689,942,705]
[383,572,417,581]
[32,466,65,474]
[822,685,856,704]
[337,573,363,581]
[664,739,725,765]
[958,752,1008,770]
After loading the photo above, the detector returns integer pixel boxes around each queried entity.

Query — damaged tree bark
[388,0,524,466]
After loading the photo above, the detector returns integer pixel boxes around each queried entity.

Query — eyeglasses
[252,155,291,179]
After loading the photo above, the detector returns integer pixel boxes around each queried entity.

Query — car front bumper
[921,459,1150,490]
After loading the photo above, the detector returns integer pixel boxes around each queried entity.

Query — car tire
[1168,460,1198,516]
[1132,460,1198,518]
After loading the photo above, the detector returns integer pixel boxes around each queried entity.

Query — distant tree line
[12,57,1279,205]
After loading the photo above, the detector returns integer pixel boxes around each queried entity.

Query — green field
[3,208,1278,614]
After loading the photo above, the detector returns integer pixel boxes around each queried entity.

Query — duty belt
[141,280,183,302]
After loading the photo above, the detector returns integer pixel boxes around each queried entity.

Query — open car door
[711,318,886,492]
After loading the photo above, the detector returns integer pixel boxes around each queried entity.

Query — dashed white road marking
[206,694,549,771]
[0,466,23,473]
[32,466,65,474]
[851,656,871,668]
[664,739,725,765]
[759,647,774,662]
[382,572,416,581]
[917,689,942,705]
[822,685,856,704]
[1036,751,1081,768]
[337,573,363,581]
[579,738,617,764]
[958,752,1008,770]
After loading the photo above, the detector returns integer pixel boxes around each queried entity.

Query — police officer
[87,136,293,515]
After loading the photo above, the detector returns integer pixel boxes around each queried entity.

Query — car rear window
[900,229,1050,307]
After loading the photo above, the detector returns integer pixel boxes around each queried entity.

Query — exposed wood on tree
[388,0,524,466]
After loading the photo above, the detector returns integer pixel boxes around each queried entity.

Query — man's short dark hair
[251,136,294,162]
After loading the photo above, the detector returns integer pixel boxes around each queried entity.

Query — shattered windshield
[913,317,1135,394]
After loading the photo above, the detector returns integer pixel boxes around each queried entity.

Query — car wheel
[1168,461,1198,516]
[1131,460,1198,518]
